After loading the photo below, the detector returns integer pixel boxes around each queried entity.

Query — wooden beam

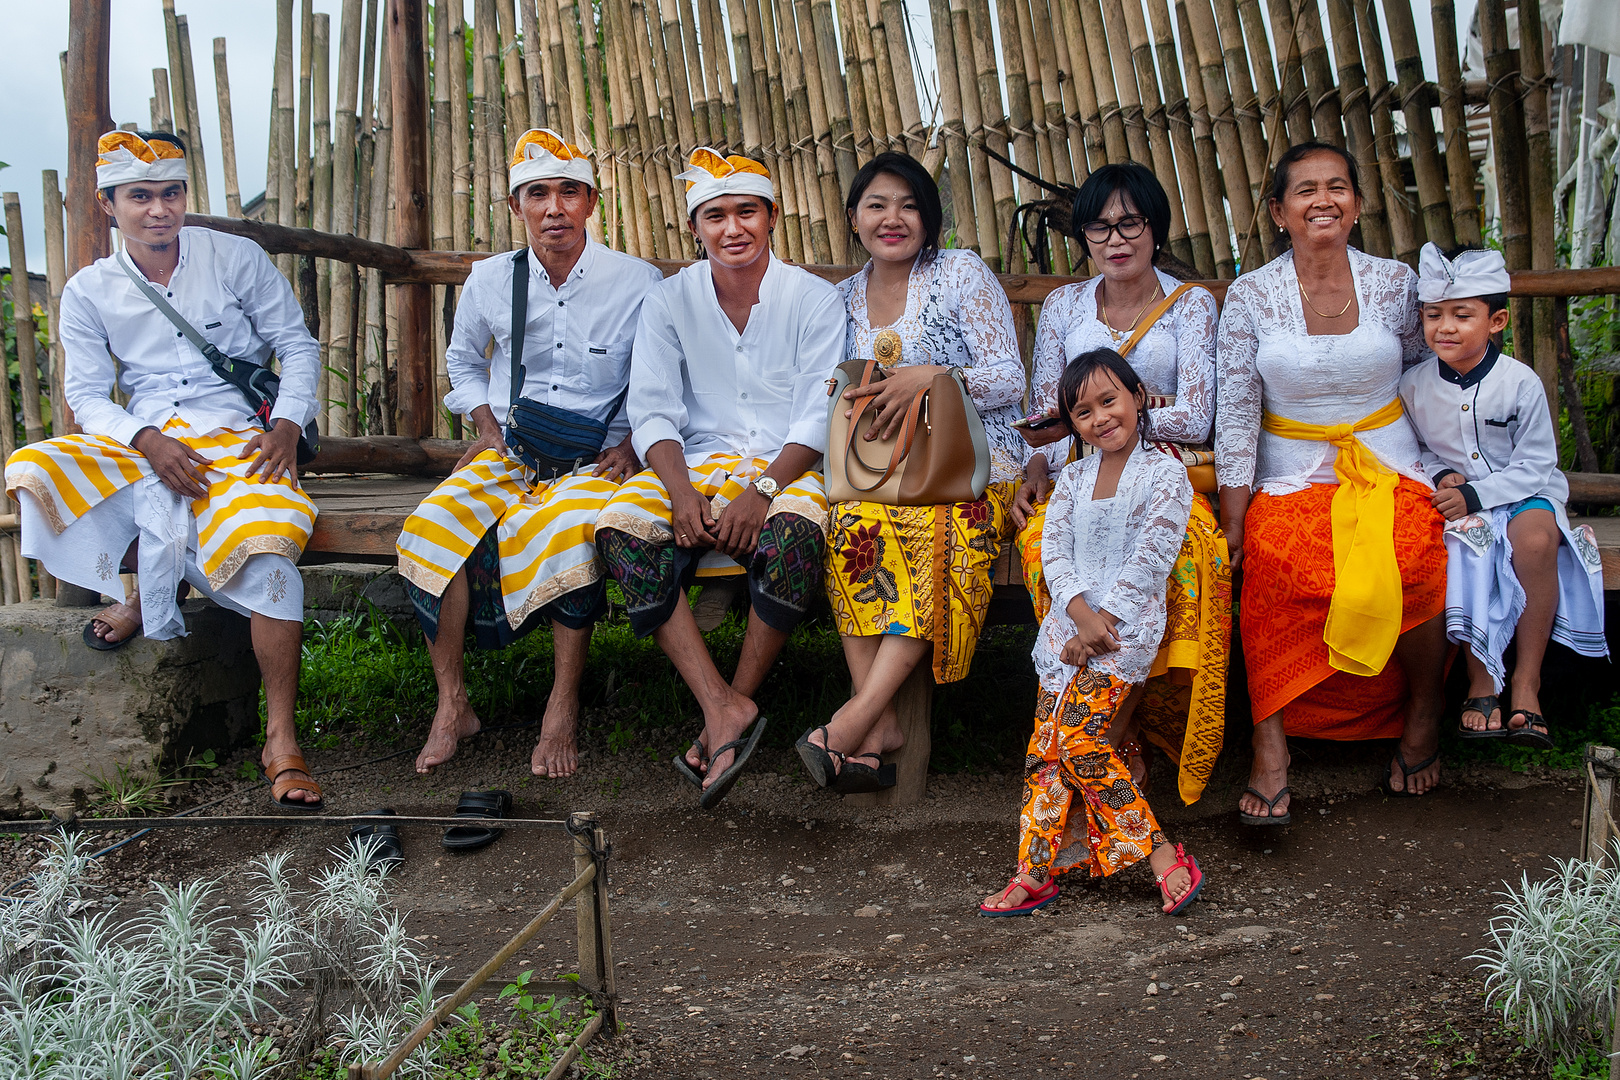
[185,213,415,275]
[388,0,433,439]
[303,435,470,475]
[1568,473,1620,505]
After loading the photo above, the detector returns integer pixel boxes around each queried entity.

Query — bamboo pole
[297,0,316,226]
[313,13,335,434]
[363,16,393,434]
[1054,0,1104,178]
[1075,0,1128,163]
[1481,0,1531,367]
[702,0,738,144]
[42,171,67,439]
[600,0,635,251]
[1322,0,1392,258]
[1518,0,1560,433]
[1181,0,1257,272]
[1431,0,1481,247]
[1383,0,1453,250]
[579,0,610,245]
[866,0,905,153]
[556,0,592,152]
[430,0,453,435]
[330,0,362,437]
[0,316,17,595]
[638,0,688,257]
[520,0,550,134]
[7,195,47,449]
[160,2,193,190]
[966,0,1014,268]
[657,0,702,156]
[607,0,655,256]
[499,0,531,138]
[835,0,875,163]
[1352,0,1418,265]
[175,15,210,214]
[791,0,851,262]
[927,0,978,254]
[642,0,698,258]
[1012,0,1058,210]
[539,0,572,133]
[849,0,890,157]
[676,0,714,147]
[1045,0,1087,184]
[152,69,175,133]
[878,0,925,157]
[993,0,1040,222]
[1145,0,1213,275]
[482,0,512,252]
[1209,0,1274,260]
[1097,0,1152,168]
[212,40,242,217]
[809,0,857,195]
[618,0,672,258]
[0,213,23,601]
[947,0,997,263]
[1119,0,1191,265]
[275,0,298,279]
[1260,0,1312,145]
[446,0,471,254]
[470,1,492,251]
[1291,0,1342,149]
[726,0,766,159]
[751,0,805,260]
[775,0,833,262]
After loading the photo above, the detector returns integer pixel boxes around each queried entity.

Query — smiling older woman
[1215,142,1449,822]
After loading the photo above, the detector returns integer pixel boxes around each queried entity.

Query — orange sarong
[1241,477,1445,740]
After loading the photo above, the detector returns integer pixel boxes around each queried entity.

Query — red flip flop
[1156,843,1204,915]
[978,876,1059,917]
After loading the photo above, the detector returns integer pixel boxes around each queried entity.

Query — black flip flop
[795,725,845,789]
[698,716,769,811]
[1506,710,1554,750]
[1238,785,1292,826]
[441,790,513,852]
[350,808,404,873]
[672,735,708,789]
[1380,749,1440,798]
[832,752,897,795]
[1458,695,1505,739]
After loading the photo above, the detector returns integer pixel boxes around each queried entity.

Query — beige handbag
[824,357,992,506]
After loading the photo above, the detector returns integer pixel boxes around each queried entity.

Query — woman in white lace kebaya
[1215,143,1449,823]
[804,152,1025,795]
[1015,163,1231,808]
[980,348,1202,918]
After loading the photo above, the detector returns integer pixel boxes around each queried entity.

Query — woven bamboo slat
[1431,0,1482,246]
[1118,0,1190,264]
[1322,0,1391,257]
[1383,0,1454,249]
[1352,0,1418,265]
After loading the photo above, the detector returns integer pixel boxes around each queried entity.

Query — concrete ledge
[0,599,260,818]
[300,562,414,624]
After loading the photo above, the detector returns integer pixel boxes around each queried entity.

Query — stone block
[0,599,260,818]
[300,562,415,624]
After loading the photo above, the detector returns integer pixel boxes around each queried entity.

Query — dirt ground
[3,733,1588,1079]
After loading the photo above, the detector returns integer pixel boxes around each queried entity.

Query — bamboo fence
[8,0,1589,502]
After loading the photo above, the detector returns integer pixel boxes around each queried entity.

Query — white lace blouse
[1027,268,1218,468]
[1034,443,1193,691]
[838,248,1027,485]
[1214,248,1434,495]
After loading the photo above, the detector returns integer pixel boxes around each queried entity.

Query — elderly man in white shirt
[396,129,662,780]
[596,149,845,809]
[5,131,324,809]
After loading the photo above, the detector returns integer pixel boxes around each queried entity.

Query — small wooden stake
[41,170,68,438]
[213,39,243,217]
[175,15,211,214]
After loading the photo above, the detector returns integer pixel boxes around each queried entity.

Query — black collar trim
[1438,341,1500,389]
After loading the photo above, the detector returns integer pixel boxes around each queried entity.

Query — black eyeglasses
[1080,215,1149,244]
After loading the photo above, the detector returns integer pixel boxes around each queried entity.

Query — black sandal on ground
[1458,695,1505,739]
[1380,749,1440,798]
[441,790,513,852]
[672,734,708,788]
[349,807,404,872]
[795,725,846,789]
[1237,785,1292,826]
[697,716,769,810]
[1506,709,1554,750]
[832,752,897,795]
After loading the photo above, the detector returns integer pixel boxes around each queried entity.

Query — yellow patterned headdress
[674,147,775,216]
[95,131,188,189]
[508,128,596,193]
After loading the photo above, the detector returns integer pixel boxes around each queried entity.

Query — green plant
[1549,1044,1613,1079]
[81,761,189,817]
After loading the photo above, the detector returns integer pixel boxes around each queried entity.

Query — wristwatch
[752,475,780,500]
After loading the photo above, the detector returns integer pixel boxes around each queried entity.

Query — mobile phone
[1012,411,1065,431]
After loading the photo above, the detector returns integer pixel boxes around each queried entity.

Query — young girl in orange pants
[980,347,1204,917]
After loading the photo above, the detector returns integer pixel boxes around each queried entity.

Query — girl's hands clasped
[1060,595,1120,667]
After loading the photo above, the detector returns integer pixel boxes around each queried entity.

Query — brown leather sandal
[266,754,325,811]
[83,599,141,651]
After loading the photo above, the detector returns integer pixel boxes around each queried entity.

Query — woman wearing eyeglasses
[1012,162,1231,810]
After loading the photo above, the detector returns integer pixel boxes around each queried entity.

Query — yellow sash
[1261,397,1407,677]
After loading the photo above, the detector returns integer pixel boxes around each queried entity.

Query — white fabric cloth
[1417,242,1511,303]
[61,227,320,447]
[1028,268,1218,468]
[675,150,777,215]
[1560,0,1620,53]
[95,139,189,188]
[1034,442,1193,691]
[1442,503,1608,692]
[507,128,596,192]
[17,481,304,639]
[1214,247,1434,494]
[442,240,662,433]
[628,255,846,461]
[1400,347,1568,509]
[836,249,1027,484]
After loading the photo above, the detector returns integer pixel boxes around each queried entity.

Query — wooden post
[846,665,932,808]
[1518,0,1561,434]
[364,12,394,434]
[572,812,603,994]
[927,0,978,254]
[63,0,112,470]
[1383,0,1453,250]
[1582,745,1616,864]
[1145,0,1213,275]
[330,0,363,437]
[213,39,243,217]
[1480,0,1532,373]
[591,823,619,1033]
[391,0,434,440]
[175,16,210,214]
[152,68,175,133]
[1323,0,1392,258]
[313,13,335,434]
[0,252,20,602]
[41,171,68,439]
[1176,0,1235,278]
[1431,0,1480,247]
[1352,0,1418,266]
[6,193,48,600]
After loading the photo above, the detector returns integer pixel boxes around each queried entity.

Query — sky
[0,0,1470,274]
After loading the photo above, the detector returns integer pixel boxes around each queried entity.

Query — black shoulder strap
[510,247,530,414]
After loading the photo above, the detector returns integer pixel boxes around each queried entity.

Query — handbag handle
[1118,282,1199,359]
[841,360,938,493]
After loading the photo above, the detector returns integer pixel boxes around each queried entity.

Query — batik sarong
[1242,477,1446,740]
[1016,491,1231,805]
[826,481,1015,684]
[1018,668,1167,882]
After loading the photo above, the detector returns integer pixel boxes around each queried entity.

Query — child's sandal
[1155,843,1204,916]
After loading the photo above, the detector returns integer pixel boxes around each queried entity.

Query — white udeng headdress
[1417,242,1512,303]
[507,128,596,193]
[675,147,775,216]
[95,131,189,189]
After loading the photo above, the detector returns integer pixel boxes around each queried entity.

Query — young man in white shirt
[596,149,846,808]
[5,131,324,809]
[397,130,662,779]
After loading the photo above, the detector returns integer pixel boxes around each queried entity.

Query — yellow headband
[675,148,775,215]
[95,131,188,189]
[508,128,596,193]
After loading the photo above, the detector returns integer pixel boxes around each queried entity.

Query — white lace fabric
[1034,443,1193,691]
[1214,248,1434,494]
[1026,268,1218,469]
[839,248,1028,484]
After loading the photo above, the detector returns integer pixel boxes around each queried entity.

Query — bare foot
[982,873,1046,911]
[89,594,142,644]
[262,738,320,804]
[700,694,761,791]
[416,698,482,774]
[532,694,580,779]
[1387,739,1441,795]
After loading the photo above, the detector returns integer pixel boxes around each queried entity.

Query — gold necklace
[1098,282,1162,339]
[1297,279,1354,319]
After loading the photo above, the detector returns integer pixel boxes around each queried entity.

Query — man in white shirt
[596,149,845,809]
[396,129,662,779]
[5,131,324,809]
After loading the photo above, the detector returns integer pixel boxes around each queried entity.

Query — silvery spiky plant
[0,833,453,1078]
[1472,839,1620,1068]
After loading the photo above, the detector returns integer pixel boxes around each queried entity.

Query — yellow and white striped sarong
[594,452,829,577]
[395,450,621,629]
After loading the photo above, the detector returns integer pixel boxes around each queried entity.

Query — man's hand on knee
[132,427,210,499]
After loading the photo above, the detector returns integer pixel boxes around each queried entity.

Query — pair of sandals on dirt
[345,791,517,872]
[977,846,1204,919]
[1457,695,1554,749]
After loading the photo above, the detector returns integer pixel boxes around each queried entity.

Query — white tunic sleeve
[59,280,140,445]
[1469,374,1560,510]
[1149,284,1217,444]
[946,252,1025,411]
[234,241,320,430]
[1040,461,1087,621]
[1214,276,1263,490]
[627,287,691,459]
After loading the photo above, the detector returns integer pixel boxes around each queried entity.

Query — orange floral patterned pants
[1018,669,1167,883]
